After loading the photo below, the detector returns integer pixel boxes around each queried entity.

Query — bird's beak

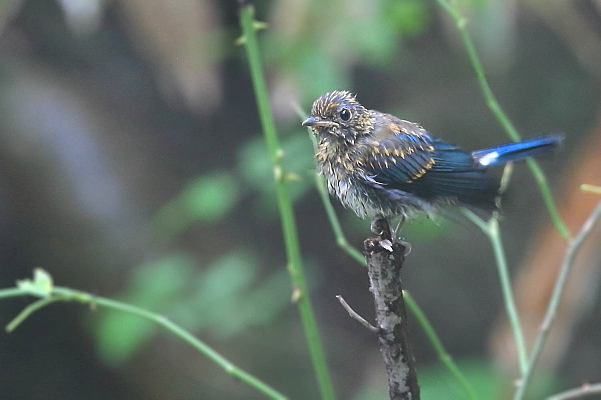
[302,116,337,128]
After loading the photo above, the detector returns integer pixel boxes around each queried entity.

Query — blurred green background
[0,0,600,399]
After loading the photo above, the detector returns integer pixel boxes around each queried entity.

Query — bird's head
[302,90,372,143]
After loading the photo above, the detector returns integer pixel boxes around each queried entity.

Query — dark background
[1,0,600,399]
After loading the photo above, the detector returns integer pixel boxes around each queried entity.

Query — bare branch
[336,295,378,333]
[548,382,601,400]
[364,218,420,400]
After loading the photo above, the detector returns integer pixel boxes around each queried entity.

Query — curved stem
[514,203,601,400]
[2,284,287,400]
[405,291,478,400]
[462,209,528,374]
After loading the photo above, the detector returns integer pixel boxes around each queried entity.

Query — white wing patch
[478,151,499,167]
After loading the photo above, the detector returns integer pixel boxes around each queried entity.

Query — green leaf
[169,249,289,338]
[94,308,155,366]
[180,171,240,223]
[16,268,53,297]
[386,0,431,38]
[153,170,241,237]
[182,250,258,335]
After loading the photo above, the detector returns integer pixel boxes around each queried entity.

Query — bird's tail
[472,134,564,167]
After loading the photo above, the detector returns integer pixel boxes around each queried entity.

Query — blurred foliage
[265,0,432,101]
[420,359,504,399]
[93,253,197,365]
[152,170,241,238]
[93,250,290,366]
[1,0,599,399]
[352,358,562,400]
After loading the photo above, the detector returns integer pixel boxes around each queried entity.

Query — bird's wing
[360,136,436,184]
[360,126,496,205]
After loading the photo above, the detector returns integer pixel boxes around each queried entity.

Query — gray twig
[336,295,378,333]
[515,202,601,400]
[547,382,601,400]
[364,218,420,400]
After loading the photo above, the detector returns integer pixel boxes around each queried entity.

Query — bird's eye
[339,108,351,121]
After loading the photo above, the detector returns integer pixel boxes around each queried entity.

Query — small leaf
[16,268,53,297]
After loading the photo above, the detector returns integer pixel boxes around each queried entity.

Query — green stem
[5,297,59,332]
[513,203,601,400]
[435,0,571,240]
[404,291,478,400]
[462,210,528,374]
[0,287,25,300]
[581,184,601,194]
[239,5,335,399]
[526,158,570,240]
[2,285,287,400]
[487,219,528,375]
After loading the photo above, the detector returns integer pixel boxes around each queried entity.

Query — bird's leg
[391,215,412,257]
[391,215,406,240]
[370,216,411,256]
[370,217,394,252]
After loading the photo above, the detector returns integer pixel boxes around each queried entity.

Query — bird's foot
[370,218,391,240]
[370,217,411,256]
[395,238,412,256]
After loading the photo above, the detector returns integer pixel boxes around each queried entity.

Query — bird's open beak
[302,117,337,128]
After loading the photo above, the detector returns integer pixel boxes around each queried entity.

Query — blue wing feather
[361,133,562,212]
[472,135,563,166]
[363,135,498,210]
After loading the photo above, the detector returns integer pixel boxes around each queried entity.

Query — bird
[302,90,563,233]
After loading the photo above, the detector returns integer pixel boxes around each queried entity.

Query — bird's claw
[395,238,412,256]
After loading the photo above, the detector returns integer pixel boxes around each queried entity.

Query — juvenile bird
[302,90,562,230]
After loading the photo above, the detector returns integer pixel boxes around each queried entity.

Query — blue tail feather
[472,134,563,167]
